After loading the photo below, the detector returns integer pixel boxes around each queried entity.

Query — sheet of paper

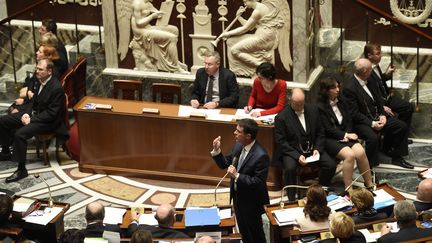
[358,229,380,243]
[206,114,234,122]
[103,207,126,225]
[139,212,158,226]
[218,208,232,219]
[305,153,320,163]
[373,189,394,204]
[272,207,304,225]
[178,105,221,117]
[327,196,353,211]
[23,206,63,225]
[234,109,274,121]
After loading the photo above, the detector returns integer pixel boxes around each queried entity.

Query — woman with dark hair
[295,184,333,231]
[317,77,374,191]
[244,62,286,117]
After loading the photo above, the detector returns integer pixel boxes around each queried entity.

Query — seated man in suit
[378,200,432,242]
[341,58,412,169]
[190,51,239,109]
[211,118,269,243]
[0,58,68,183]
[364,43,414,135]
[77,201,121,238]
[415,178,432,212]
[274,88,336,201]
[128,203,188,238]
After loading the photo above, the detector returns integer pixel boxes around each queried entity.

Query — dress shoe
[392,157,414,169]
[5,169,28,183]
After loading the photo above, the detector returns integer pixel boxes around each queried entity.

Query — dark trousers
[233,194,266,243]
[0,113,53,170]
[282,152,336,201]
[386,96,414,129]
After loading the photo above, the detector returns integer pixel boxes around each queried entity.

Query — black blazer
[368,65,390,101]
[341,75,384,127]
[78,222,122,238]
[190,67,239,108]
[273,104,325,163]
[212,141,270,214]
[377,225,432,243]
[317,99,353,141]
[128,224,188,238]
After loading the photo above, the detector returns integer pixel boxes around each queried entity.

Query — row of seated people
[0,19,70,183]
[288,184,432,242]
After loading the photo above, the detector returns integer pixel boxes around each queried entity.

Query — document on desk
[327,196,353,211]
[218,208,232,219]
[13,197,37,212]
[103,207,126,225]
[178,105,221,118]
[358,228,381,242]
[272,207,304,226]
[184,207,220,227]
[206,113,234,122]
[23,206,63,225]
[234,109,276,121]
[139,212,158,226]
[373,189,396,210]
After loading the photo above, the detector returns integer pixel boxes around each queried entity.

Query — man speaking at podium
[211,119,269,243]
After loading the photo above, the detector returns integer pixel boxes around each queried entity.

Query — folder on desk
[184,208,220,227]
[373,199,396,210]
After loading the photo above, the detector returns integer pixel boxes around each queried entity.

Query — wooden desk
[264,183,405,243]
[74,96,282,189]
[120,206,236,237]
[12,199,70,243]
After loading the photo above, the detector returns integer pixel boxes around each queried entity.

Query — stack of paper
[327,196,353,211]
[23,206,63,225]
[373,189,396,210]
[272,207,304,226]
[139,212,158,226]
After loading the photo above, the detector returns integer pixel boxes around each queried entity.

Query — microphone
[344,169,373,192]
[214,155,239,206]
[34,174,54,208]
[279,185,328,209]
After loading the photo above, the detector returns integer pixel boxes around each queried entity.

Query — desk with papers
[264,183,405,243]
[74,96,282,189]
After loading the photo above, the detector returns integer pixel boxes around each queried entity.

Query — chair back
[72,56,87,103]
[113,80,143,101]
[152,83,181,104]
[60,67,75,108]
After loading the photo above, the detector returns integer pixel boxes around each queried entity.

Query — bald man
[77,201,121,238]
[341,58,412,169]
[128,203,188,238]
[415,178,432,212]
[274,88,336,201]
[196,235,215,243]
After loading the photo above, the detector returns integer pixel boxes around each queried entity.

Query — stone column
[292,0,309,84]
[102,0,118,68]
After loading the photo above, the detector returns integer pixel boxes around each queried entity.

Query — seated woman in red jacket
[244,62,287,117]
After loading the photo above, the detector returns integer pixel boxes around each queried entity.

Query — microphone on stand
[279,185,328,209]
[214,154,240,206]
[344,169,373,192]
[34,174,54,208]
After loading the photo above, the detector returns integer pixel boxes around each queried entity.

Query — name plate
[95,104,112,110]
[142,108,160,114]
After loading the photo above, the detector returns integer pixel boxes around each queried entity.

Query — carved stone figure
[117,0,188,73]
[219,0,292,77]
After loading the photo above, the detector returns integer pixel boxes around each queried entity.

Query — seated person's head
[195,235,216,243]
[130,229,152,243]
[0,194,13,223]
[256,62,276,81]
[85,201,105,224]
[155,203,175,228]
[304,184,331,222]
[394,200,417,227]
[290,88,305,112]
[329,212,355,239]
[40,32,59,49]
[417,178,432,203]
[350,188,374,212]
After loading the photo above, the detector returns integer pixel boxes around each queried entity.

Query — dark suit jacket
[341,75,384,127]
[78,222,122,238]
[212,141,270,214]
[30,76,69,141]
[127,223,188,238]
[377,225,432,243]
[317,99,353,141]
[273,104,325,164]
[190,67,239,108]
[368,66,390,103]
[414,200,432,212]
[319,231,366,243]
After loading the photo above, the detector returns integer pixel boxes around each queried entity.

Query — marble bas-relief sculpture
[117,0,188,73]
[218,0,292,77]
